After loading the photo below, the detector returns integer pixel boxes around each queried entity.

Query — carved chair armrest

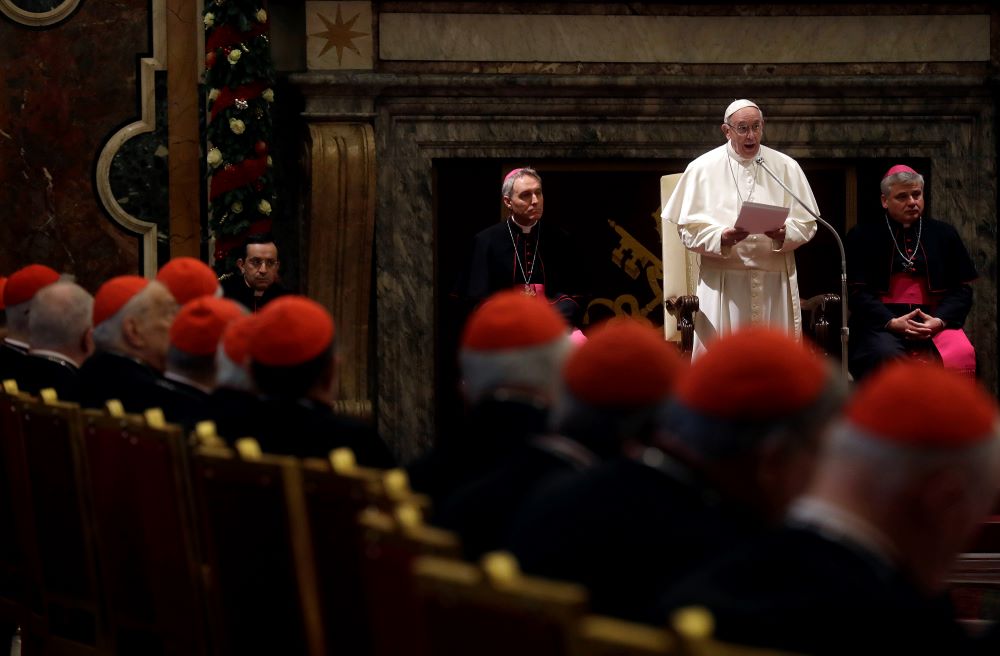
[664,294,700,355]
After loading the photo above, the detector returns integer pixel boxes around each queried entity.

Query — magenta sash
[880,274,975,375]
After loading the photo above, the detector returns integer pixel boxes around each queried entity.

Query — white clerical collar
[28,349,80,369]
[787,496,899,568]
[726,141,759,166]
[510,217,537,234]
[4,337,30,351]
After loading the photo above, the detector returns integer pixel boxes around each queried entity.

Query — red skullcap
[221,313,258,364]
[676,327,830,421]
[93,276,150,327]
[3,264,60,308]
[156,257,220,305]
[846,361,997,448]
[169,297,245,356]
[249,295,335,366]
[883,164,919,179]
[564,318,685,407]
[504,168,524,183]
[0,277,7,311]
[461,290,568,352]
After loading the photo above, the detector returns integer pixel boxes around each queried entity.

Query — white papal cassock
[661,142,818,359]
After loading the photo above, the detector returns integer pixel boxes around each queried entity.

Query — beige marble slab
[379,13,989,64]
[306,1,373,70]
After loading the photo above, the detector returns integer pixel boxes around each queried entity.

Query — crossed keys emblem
[584,208,664,325]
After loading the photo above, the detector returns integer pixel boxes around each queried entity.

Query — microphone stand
[755,155,849,381]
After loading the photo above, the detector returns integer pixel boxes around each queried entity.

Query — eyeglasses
[246,257,278,270]
[726,122,764,136]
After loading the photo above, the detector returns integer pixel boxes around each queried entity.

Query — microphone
[756,154,849,381]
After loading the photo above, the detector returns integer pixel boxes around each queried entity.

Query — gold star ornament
[309,3,370,67]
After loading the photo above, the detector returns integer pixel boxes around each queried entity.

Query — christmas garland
[203,0,277,272]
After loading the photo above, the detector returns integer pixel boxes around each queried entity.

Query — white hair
[215,348,255,392]
[29,281,93,351]
[822,419,1000,502]
[459,335,571,406]
[92,280,170,352]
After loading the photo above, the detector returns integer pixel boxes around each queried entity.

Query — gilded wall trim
[304,122,377,421]
[94,0,164,277]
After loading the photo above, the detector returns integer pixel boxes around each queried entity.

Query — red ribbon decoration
[209,155,268,201]
[214,219,274,262]
[206,20,269,54]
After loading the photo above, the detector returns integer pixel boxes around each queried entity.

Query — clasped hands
[721,226,786,248]
[886,308,946,340]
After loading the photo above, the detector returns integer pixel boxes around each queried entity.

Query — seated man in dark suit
[658,361,1000,655]
[247,295,395,467]
[0,264,61,385]
[846,164,978,379]
[19,281,95,402]
[79,276,179,413]
[436,317,685,560]
[145,296,245,433]
[508,327,845,622]
[221,233,289,312]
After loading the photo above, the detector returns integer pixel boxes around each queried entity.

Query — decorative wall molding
[303,122,377,422]
[94,0,164,277]
[0,0,80,27]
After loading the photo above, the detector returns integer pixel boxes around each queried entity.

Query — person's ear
[236,258,246,274]
[881,195,889,210]
[121,315,145,350]
[502,195,513,212]
[81,326,95,358]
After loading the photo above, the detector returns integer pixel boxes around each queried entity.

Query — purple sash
[880,274,975,375]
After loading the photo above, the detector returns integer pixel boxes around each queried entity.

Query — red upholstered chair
[412,551,589,656]
[15,389,108,655]
[80,404,207,655]
[359,502,462,656]
[191,439,326,656]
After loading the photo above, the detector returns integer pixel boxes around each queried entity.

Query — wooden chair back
[575,614,676,655]
[298,448,386,655]
[80,404,207,655]
[671,607,803,656]
[191,439,325,656]
[16,390,108,654]
[412,551,589,656]
[359,503,462,656]
[0,381,41,635]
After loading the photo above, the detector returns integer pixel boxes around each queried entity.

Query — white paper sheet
[735,201,790,234]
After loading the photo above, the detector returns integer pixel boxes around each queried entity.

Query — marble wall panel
[379,13,989,64]
[0,0,149,291]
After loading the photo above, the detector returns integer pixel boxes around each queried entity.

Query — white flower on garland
[231,201,244,214]
[206,147,223,168]
[256,9,267,23]
[258,199,272,215]
[261,88,274,103]
[208,88,220,102]
[227,49,242,64]
[229,118,246,135]
[204,12,214,28]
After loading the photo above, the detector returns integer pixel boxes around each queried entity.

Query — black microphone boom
[755,155,849,381]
